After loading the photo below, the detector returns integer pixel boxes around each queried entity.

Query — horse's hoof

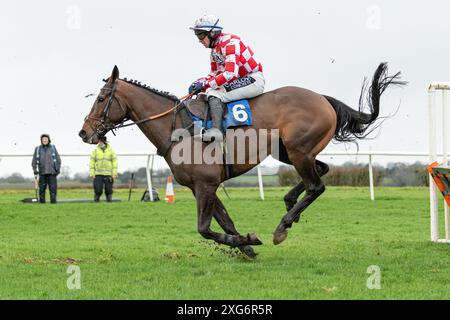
[247,233,263,245]
[273,225,288,245]
[293,215,300,223]
[239,245,258,259]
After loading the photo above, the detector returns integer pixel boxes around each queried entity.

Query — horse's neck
[121,84,174,151]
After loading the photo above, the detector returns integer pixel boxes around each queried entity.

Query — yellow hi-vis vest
[89,144,118,177]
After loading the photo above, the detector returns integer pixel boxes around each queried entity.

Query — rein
[113,91,195,130]
[84,79,196,151]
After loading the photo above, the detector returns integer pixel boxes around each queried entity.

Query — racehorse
[79,63,405,258]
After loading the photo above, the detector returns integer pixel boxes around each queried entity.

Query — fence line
[319,151,434,201]
[0,151,436,201]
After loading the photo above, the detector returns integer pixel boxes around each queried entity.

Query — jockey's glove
[189,80,207,94]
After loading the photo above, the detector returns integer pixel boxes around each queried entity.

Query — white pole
[368,154,375,201]
[146,154,154,202]
[257,166,264,201]
[429,82,450,90]
[443,90,450,240]
[428,88,439,242]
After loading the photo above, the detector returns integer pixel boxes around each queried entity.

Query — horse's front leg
[195,185,262,248]
[213,196,258,258]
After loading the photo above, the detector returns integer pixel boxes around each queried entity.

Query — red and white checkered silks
[203,33,263,90]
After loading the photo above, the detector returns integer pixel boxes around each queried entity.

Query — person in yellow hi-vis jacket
[89,136,118,202]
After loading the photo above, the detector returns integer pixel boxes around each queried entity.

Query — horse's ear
[111,65,119,82]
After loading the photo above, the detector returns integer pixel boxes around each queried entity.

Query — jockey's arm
[206,48,239,89]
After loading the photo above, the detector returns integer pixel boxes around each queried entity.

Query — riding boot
[202,96,224,142]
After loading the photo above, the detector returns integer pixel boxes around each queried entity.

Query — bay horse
[79,63,404,258]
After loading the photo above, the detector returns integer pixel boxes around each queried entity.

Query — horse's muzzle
[79,130,87,141]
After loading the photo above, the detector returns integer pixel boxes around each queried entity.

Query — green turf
[0,186,449,299]
[225,175,279,185]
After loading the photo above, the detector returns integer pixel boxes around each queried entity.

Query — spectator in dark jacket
[31,133,61,203]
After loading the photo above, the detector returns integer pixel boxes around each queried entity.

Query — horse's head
[79,66,128,144]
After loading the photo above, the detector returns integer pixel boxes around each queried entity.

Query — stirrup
[193,128,204,142]
[202,128,223,142]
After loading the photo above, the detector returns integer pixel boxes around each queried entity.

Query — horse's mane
[120,78,179,102]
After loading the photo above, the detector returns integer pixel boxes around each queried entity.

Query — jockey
[189,14,265,141]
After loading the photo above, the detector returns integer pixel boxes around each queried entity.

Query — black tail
[324,62,406,143]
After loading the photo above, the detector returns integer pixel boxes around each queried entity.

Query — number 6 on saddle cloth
[184,98,253,132]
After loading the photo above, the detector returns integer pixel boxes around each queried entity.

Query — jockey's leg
[202,72,265,142]
[206,72,265,103]
[202,96,224,142]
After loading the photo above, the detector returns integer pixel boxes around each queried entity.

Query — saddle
[178,95,252,135]
[179,95,219,136]
[185,95,215,120]
[175,96,253,180]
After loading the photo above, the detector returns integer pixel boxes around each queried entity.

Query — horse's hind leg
[274,155,325,245]
[213,197,257,258]
[284,160,329,217]
[283,183,305,212]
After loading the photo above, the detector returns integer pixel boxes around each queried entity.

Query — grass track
[0,186,449,299]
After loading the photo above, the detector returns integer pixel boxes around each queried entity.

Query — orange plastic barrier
[427,161,450,207]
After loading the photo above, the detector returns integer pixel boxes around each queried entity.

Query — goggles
[195,30,208,40]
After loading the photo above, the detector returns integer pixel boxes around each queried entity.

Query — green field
[0,186,449,299]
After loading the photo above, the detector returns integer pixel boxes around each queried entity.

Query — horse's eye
[98,97,104,102]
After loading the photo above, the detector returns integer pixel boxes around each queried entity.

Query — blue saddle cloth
[190,99,253,130]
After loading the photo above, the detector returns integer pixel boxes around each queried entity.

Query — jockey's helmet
[189,14,222,47]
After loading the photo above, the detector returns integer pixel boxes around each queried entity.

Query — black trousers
[39,174,57,203]
[93,175,114,202]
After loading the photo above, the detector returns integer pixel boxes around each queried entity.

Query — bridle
[84,80,195,140]
[84,81,128,138]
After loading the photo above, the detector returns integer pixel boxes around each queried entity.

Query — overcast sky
[1,0,450,177]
